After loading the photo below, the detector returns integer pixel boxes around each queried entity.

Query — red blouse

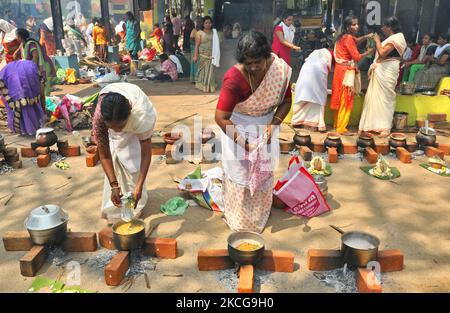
[216,66,292,113]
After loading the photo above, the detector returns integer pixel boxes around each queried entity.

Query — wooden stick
[162,113,198,130]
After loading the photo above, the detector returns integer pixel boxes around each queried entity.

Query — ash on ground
[87,249,155,278]
[49,246,72,266]
[215,269,275,292]
[313,264,383,293]
[0,162,14,175]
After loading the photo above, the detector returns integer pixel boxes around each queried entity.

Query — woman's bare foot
[378,132,390,138]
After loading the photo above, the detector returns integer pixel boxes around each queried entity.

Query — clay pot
[33,128,58,149]
[324,132,343,152]
[293,130,312,147]
[416,127,436,149]
[389,133,407,150]
[357,132,375,149]
[163,132,183,145]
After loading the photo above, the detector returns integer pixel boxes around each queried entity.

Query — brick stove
[98,227,178,286]
[21,139,81,167]
[197,249,295,293]
[2,227,178,287]
[307,249,404,293]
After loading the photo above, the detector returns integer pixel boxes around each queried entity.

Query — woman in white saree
[93,83,157,221]
[359,17,406,137]
[292,48,333,131]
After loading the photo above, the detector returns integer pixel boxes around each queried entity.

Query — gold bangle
[274,116,283,123]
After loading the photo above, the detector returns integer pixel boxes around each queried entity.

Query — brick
[65,145,81,157]
[2,231,33,251]
[375,143,390,155]
[37,154,50,167]
[4,147,17,157]
[406,142,418,153]
[357,268,382,293]
[62,232,97,252]
[343,143,358,154]
[197,249,234,271]
[396,147,411,164]
[364,147,378,164]
[21,147,37,158]
[104,251,130,286]
[437,143,450,155]
[300,146,313,161]
[427,113,447,122]
[5,153,20,164]
[35,146,50,155]
[425,146,445,159]
[20,246,49,277]
[10,160,23,169]
[86,153,99,167]
[143,237,177,259]
[280,141,294,153]
[57,139,69,150]
[152,146,166,155]
[327,147,338,163]
[377,250,404,273]
[99,227,116,250]
[312,141,324,153]
[85,145,98,155]
[256,250,295,273]
[307,249,343,271]
[238,265,254,293]
[416,119,425,128]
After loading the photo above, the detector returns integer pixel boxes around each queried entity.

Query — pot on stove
[357,132,375,149]
[416,127,436,149]
[32,128,58,149]
[324,132,343,152]
[24,204,69,245]
[227,231,265,265]
[388,133,407,150]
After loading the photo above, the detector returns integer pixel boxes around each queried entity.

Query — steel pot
[24,204,69,245]
[112,220,146,251]
[389,133,407,150]
[313,175,328,197]
[27,221,68,245]
[330,225,380,267]
[227,231,265,265]
[357,132,375,149]
[416,127,436,149]
[33,127,58,149]
[293,130,312,147]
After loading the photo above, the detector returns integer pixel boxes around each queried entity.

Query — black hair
[405,36,415,44]
[172,12,177,18]
[438,33,449,42]
[159,53,169,61]
[101,93,131,122]
[235,30,272,63]
[16,28,30,41]
[125,11,135,21]
[383,16,401,34]
[422,33,434,41]
[97,18,104,26]
[281,10,294,21]
[154,23,159,27]
[336,16,358,41]
[201,16,213,30]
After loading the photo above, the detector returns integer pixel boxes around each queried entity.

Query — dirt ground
[0,78,449,293]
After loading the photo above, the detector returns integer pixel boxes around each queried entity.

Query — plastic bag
[65,68,77,84]
[273,156,330,218]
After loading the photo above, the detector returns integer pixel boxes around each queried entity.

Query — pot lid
[35,128,55,139]
[390,133,406,140]
[24,204,68,231]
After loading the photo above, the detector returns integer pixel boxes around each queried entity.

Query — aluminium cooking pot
[24,205,69,245]
[227,231,265,265]
[112,219,146,251]
[330,225,380,267]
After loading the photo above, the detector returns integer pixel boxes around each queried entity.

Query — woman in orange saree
[330,17,373,135]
